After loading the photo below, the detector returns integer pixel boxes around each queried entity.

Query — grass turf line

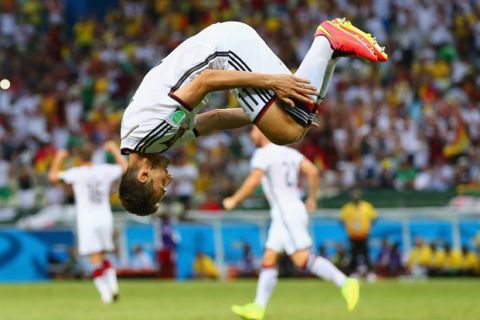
[0,279,479,320]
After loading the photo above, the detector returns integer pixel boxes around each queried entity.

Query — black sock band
[281,101,316,127]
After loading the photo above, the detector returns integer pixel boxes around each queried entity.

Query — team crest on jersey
[170,110,186,126]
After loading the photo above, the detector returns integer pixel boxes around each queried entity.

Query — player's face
[148,155,173,203]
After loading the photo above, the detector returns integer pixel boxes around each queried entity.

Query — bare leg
[256,37,336,145]
[291,249,346,288]
[256,106,302,144]
[89,252,104,265]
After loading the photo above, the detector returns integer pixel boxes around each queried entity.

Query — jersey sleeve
[250,149,269,171]
[60,168,80,184]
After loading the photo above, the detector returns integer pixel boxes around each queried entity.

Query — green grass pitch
[0,279,479,319]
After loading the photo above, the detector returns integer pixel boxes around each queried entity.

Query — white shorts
[77,224,114,256]
[202,22,291,123]
[265,207,312,255]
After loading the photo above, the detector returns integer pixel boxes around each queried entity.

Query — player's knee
[262,250,279,267]
[292,257,308,269]
[291,250,310,268]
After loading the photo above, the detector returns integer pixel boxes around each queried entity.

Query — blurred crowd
[405,236,480,277]
[318,236,480,279]
[0,0,479,211]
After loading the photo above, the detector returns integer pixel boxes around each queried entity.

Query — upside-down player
[223,126,359,320]
[118,18,387,216]
[48,141,127,304]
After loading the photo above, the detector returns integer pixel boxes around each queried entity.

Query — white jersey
[251,143,305,211]
[61,164,122,229]
[121,22,288,154]
[251,143,312,254]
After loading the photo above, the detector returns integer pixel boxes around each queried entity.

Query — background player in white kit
[48,141,127,304]
[118,19,387,216]
[223,126,359,320]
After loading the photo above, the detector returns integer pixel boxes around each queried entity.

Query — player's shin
[102,259,119,299]
[279,36,336,128]
[317,59,338,103]
[254,266,279,308]
[294,36,335,103]
[305,254,346,288]
[92,263,113,303]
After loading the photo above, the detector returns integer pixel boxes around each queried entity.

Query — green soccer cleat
[231,303,266,320]
[341,277,360,311]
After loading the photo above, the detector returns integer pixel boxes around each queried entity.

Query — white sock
[104,268,119,295]
[294,36,337,102]
[317,59,337,102]
[306,255,347,288]
[93,276,113,303]
[254,268,279,308]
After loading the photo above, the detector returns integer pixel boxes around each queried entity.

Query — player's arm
[103,140,128,172]
[172,69,317,109]
[223,169,264,210]
[48,149,69,184]
[169,108,251,150]
[195,108,251,136]
[299,158,319,212]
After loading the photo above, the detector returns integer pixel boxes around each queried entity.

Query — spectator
[406,237,433,277]
[389,243,404,277]
[339,189,377,275]
[237,243,256,278]
[193,251,218,279]
[0,0,479,210]
[198,194,222,212]
[445,244,463,276]
[461,246,479,276]
[48,246,83,279]
[375,239,392,277]
[15,164,36,210]
[429,242,446,276]
[375,240,404,277]
[131,245,155,271]
[168,150,198,211]
[332,243,349,273]
[317,244,328,259]
[155,215,178,278]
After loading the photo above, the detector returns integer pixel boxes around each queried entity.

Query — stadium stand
[0,0,479,217]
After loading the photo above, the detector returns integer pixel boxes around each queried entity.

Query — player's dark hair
[119,164,158,216]
[78,144,94,162]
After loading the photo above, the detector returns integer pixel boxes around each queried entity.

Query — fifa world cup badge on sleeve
[170,110,186,126]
